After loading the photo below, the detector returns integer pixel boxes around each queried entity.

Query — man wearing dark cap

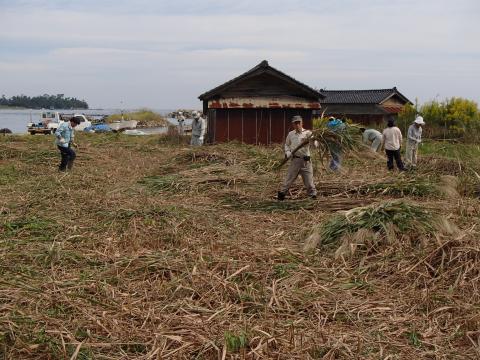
[278,115,317,200]
[381,117,405,171]
[55,117,80,172]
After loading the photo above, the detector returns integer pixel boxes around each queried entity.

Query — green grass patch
[106,109,168,127]
[421,141,480,162]
[222,194,315,212]
[406,330,422,348]
[139,174,184,192]
[273,263,298,278]
[23,149,57,164]
[359,178,439,197]
[224,331,248,353]
[2,217,58,241]
[0,164,19,185]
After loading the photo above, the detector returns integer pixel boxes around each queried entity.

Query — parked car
[27,112,92,134]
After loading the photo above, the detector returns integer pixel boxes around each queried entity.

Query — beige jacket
[382,127,403,150]
[284,128,314,157]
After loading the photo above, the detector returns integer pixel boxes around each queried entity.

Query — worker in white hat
[278,115,318,200]
[405,115,425,169]
[177,111,185,135]
[190,111,206,146]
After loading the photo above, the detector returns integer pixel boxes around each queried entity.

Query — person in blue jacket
[55,117,80,171]
[326,116,346,171]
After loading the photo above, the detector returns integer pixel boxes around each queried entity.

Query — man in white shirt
[191,111,206,146]
[177,112,185,135]
[405,116,425,169]
[382,118,405,171]
[278,116,317,200]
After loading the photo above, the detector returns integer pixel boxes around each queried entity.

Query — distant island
[0,94,88,109]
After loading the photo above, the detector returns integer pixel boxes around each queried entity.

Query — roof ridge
[319,87,412,105]
[199,61,322,100]
[320,88,396,92]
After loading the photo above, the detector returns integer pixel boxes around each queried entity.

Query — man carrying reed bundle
[326,116,347,171]
[277,116,318,200]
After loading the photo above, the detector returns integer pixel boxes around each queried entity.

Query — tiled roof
[199,60,323,101]
[319,88,411,105]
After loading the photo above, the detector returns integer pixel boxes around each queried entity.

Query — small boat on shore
[109,120,138,131]
[124,129,147,136]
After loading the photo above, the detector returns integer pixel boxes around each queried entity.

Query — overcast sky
[1,0,479,109]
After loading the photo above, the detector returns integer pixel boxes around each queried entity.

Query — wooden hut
[318,88,412,125]
[198,60,324,144]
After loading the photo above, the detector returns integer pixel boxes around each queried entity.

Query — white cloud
[0,1,479,108]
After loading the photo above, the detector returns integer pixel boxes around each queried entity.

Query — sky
[1,0,479,109]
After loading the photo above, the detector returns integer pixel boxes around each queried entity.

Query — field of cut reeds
[0,134,479,359]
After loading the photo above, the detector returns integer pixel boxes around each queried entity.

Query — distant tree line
[398,97,480,141]
[0,94,88,109]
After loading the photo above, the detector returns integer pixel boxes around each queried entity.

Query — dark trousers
[385,149,404,171]
[58,146,76,171]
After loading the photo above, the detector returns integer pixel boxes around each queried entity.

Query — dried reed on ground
[0,134,479,359]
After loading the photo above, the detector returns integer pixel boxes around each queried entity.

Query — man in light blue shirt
[55,117,80,171]
[326,117,346,171]
[360,128,383,152]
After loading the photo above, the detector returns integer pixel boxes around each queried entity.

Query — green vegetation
[398,97,480,141]
[224,331,248,352]
[358,178,439,197]
[105,109,168,127]
[0,94,88,109]
[420,140,480,160]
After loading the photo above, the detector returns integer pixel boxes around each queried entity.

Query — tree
[0,94,88,109]
[397,103,417,135]
[419,97,479,139]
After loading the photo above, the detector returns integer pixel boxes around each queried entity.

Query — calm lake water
[0,109,181,134]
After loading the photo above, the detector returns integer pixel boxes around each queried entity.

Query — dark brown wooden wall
[219,73,314,99]
[207,108,313,145]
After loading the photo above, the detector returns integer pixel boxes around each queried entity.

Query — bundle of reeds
[358,178,437,197]
[276,119,361,169]
[304,200,436,252]
[316,178,438,198]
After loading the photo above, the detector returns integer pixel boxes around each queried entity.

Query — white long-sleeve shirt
[191,117,206,138]
[407,124,422,144]
[284,128,313,157]
[362,129,382,144]
[382,127,403,151]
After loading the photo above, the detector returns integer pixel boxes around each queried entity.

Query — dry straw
[0,134,479,359]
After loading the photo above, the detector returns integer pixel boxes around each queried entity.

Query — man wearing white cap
[278,115,317,200]
[177,111,185,135]
[191,111,206,146]
[405,116,425,169]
